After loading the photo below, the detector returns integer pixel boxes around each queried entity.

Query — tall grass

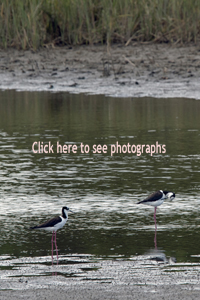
[0,0,200,49]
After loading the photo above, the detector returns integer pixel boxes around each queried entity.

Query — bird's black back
[30,216,62,229]
[137,190,163,204]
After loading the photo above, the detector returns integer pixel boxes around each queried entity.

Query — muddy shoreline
[0,43,200,98]
[1,285,200,300]
[1,254,200,299]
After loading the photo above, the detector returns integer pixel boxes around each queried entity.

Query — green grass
[0,0,200,49]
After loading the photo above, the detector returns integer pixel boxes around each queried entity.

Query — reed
[0,0,200,49]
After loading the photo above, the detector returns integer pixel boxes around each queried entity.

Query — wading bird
[30,206,73,264]
[137,190,175,230]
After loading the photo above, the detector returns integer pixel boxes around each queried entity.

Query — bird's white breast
[145,199,165,207]
[54,217,67,231]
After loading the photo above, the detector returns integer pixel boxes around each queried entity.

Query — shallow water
[0,91,200,269]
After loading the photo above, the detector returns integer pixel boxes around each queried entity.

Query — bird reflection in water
[148,248,177,264]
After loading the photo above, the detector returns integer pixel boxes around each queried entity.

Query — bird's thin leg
[154,207,157,230]
[154,226,157,249]
[154,207,157,248]
[54,231,59,264]
[51,232,54,264]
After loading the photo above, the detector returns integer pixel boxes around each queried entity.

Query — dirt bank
[0,43,200,98]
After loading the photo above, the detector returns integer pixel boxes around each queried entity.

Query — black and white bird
[137,190,175,229]
[30,206,73,263]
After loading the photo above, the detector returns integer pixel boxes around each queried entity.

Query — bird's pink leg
[154,226,157,249]
[154,207,157,230]
[51,232,54,264]
[54,231,59,264]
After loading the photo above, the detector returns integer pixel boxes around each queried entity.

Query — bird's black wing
[30,216,62,229]
[137,190,162,204]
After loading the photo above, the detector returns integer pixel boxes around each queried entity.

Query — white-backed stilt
[30,206,73,264]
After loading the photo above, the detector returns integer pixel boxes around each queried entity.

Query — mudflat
[0,43,200,98]
[0,254,200,299]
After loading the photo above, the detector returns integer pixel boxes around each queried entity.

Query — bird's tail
[30,226,38,230]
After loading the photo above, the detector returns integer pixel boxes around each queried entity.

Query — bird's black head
[62,206,73,218]
[62,206,70,211]
[163,191,175,201]
[163,191,169,195]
